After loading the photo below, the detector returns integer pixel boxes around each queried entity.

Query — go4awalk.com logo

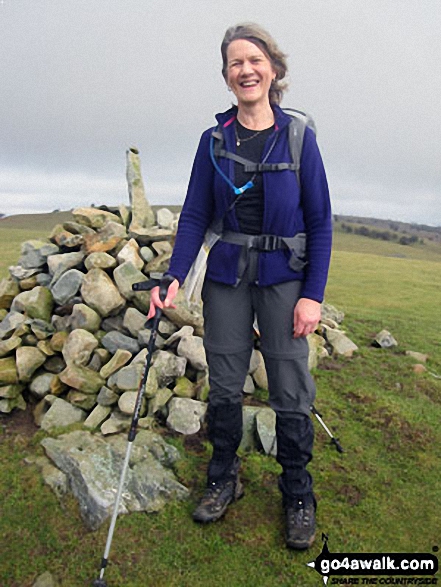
[307,534,439,585]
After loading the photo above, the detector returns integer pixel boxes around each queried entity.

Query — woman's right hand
[146,278,180,321]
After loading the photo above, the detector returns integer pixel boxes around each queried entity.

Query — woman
[147,23,332,550]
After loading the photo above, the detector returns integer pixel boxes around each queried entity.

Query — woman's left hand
[293,298,321,338]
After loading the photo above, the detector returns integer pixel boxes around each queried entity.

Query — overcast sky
[1,0,440,225]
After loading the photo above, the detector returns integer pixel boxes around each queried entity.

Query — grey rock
[177,335,207,370]
[0,383,25,399]
[152,350,187,387]
[50,269,84,305]
[69,303,101,332]
[29,372,56,399]
[164,325,194,348]
[0,394,26,413]
[11,286,54,322]
[256,408,277,456]
[81,268,125,318]
[99,349,132,379]
[72,207,122,229]
[113,262,150,311]
[36,456,68,500]
[41,429,188,530]
[9,265,41,280]
[63,221,96,236]
[30,319,55,340]
[84,404,112,429]
[166,397,207,435]
[47,252,85,282]
[321,302,345,324]
[118,390,146,416]
[307,332,327,370]
[373,329,398,349]
[251,350,268,390]
[101,410,131,435]
[36,273,52,287]
[148,387,173,417]
[117,238,144,270]
[156,208,175,229]
[97,386,120,406]
[126,148,156,230]
[138,328,166,350]
[0,335,22,358]
[32,571,58,587]
[123,307,147,338]
[0,277,20,310]
[243,374,255,394]
[67,390,97,410]
[101,331,140,355]
[59,364,105,394]
[84,251,117,270]
[40,398,86,431]
[0,311,26,340]
[140,246,154,263]
[325,327,359,356]
[240,406,262,452]
[16,346,46,382]
[101,315,127,334]
[62,329,98,366]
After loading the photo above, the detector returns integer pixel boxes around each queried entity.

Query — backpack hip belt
[220,230,307,285]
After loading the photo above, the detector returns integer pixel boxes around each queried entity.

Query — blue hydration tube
[209,134,254,196]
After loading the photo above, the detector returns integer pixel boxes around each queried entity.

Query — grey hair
[221,22,288,105]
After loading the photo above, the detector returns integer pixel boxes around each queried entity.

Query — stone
[0,311,26,340]
[101,315,126,334]
[32,571,58,587]
[177,335,207,370]
[162,290,204,337]
[9,265,41,280]
[40,398,86,431]
[99,349,132,379]
[30,319,55,340]
[16,346,46,382]
[72,206,122,229]
[67,391,97,411]
[0,394,26,413]
[84,404,112,429]
[113,262,150,312]
[243,374,255,394]
[123,307,147,338]
[140,246,154,263]
[101,410,131,435]
[164,325,194,348]
[82,221,127,254]
[173,376,196,398]
[413,364,427,374]
[63,221,96,236]
[128,226,173,244]
[325,327,359,357]
[0,383,25,399]
[62,329,99,366]
[406,350,428,363]
[101,331,140,355]
[252,350,268,390]
[119,204,130,227]
[166,397,207,435]
[156,208,175,229]
[59,364,105,394]
[37,457,68,500]
[50,331,69,352]
[138,329,166,350]
[118,390,146,415]
[50,269,84,305]
[373,329,398,349]
[50,375,67,396]
[145,250,173,273]
[126,148,156,230]
[54,232,84,249]
[0,277,20,309]
[69,303,101,332]
[29,372,56,399]
[45,356,66,374]
[307,332,327,370]
[36,273,52,287]
[321,302,345,324]
[41,429,188,530]
[11,286,54,322]
[117,238,144,269]
[148,387,173,417]
[47,252,85,282]
[158,318,178,338]
[114,363,157,397]
[240,406,262,452]
[97,386,120,406]
[84,251,117,270]
[81,268,125,317]
[0,335,22,358]
[19,276,39,290]
[152,350,187,387]
[256,408,277,456]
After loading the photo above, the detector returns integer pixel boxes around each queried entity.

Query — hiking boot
[192,471,244,523]
[284,497,316,550]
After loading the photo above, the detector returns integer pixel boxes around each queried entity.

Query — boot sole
[286,531,316,550]
[192,480,244,524]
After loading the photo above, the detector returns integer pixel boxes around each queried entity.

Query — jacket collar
[215,103,292,132]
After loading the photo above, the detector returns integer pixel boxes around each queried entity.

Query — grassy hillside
[1,212,440,586]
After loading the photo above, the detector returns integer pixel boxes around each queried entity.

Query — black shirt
[233,121,275,235]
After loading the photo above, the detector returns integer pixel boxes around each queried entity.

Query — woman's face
[226,39,276,108]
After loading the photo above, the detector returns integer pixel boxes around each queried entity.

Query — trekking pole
[310,405,344,454]
[92,277,169,587]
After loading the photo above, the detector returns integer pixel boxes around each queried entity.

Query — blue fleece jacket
[167,104,332,303]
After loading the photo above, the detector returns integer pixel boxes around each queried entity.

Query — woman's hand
[146,278,180,320]
[293,297,321,338]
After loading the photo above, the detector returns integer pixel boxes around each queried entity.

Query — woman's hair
[221,22,288,105]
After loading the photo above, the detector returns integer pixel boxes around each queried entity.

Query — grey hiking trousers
[202,275,316,416]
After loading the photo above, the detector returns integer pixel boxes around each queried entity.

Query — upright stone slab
[126,148,155,230]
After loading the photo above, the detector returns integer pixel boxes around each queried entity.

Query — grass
[1,213,441,586]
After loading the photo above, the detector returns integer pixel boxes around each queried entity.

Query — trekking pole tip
[331,437,344,454]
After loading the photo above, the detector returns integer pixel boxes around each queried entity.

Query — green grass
[1,214,441,586]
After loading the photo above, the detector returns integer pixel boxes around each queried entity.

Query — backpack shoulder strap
[283,108,317,188]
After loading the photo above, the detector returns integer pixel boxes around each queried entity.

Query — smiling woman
[146,21,332,552]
